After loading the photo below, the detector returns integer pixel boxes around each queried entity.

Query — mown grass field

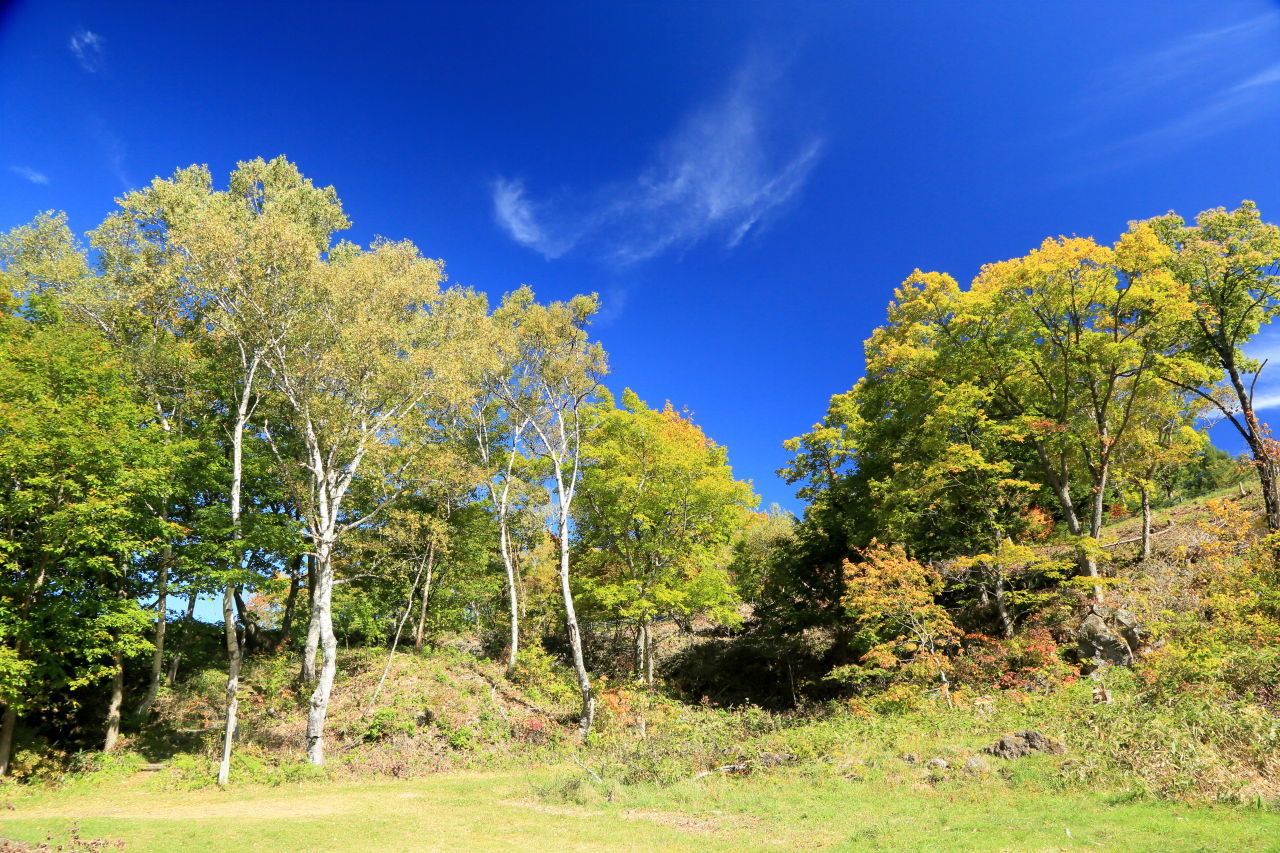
[4,766,1279,852]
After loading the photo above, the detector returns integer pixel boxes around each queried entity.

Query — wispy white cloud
[490,178,577,260]
[491,63,822,264]
[69,29,104,72]
[1081,6,1280,169]
[9,165,49,185]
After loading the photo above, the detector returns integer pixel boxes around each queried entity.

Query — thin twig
[571,754,602,784]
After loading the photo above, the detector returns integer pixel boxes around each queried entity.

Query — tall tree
[0,209,202,722]
[500,287,606,733]
[0,287,168,775]
[164,157,347,785]
[1147,202,1280,531]
[575,390,756,684]
[453,301,530,673]
[265,238,485,765]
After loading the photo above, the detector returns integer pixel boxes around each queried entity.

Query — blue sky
[4,1,1280,513]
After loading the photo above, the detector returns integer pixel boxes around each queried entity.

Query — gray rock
[963,756,990,773]
[985,733,1034,760]
[1017,730,1065,755]
[757,752,794,768]
[1076,612,1134,667]
[1110,608,1149,652]
[983,730,1065,760]
[925,757,949,769]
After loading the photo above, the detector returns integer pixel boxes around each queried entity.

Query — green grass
[4,765,1279,852]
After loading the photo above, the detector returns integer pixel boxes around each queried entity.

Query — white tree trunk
[1141,486,1152,559]
[218,368,255,786]
[413,554,434,652]
[302,553,320,683]
[499,519,519,672]
[217,584,242,786]
[306,540,337,765]
[558,513,594,733]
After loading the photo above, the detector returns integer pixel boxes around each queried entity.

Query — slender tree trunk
[499,521,519,673]
[277,554,303,652]
[0,706,16,777]
[993,574,1014,639]
[557,514,594,734]
[413,547,435,653]
[1141,486,1152,559]
[103,652,125,752]
[234,588,259,655]
[219,371,256,787]
[365,554,432,714]
[1254,441,1280,532]
[1,559,46,777]
[1084,464,1108,599]
[306,540,338,765]
[1033,439,1100,583]
[167,593,197,685]
[217,584,242,787]
[1036,441,1084,537]
[1224,358,1280,532]
[135,547,170,718]
[302,553,320,683]
[634,621,645,681]
[643,621,654,687]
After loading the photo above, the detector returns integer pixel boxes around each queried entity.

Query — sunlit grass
[5,764,1278,852]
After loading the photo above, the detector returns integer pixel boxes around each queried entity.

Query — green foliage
[574,389,757,677]
[362,707,415,743]
[0,288,172,726]
[510,640,578,706]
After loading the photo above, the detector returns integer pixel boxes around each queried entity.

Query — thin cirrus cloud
[9,166,49,185]
[69,29,104,72]
[66,30,132,190]
[1081,7,1280,169]
[491,66,823,264]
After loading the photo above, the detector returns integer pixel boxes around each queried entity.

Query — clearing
[4,766,1279,852]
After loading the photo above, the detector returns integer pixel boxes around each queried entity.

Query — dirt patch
[14,791,355,822]
[502,800,602,819]
[622,808,762,836]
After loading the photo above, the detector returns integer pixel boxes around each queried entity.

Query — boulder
[925,757,949,769]
[963,756,990,774]
[1076,612,1134,667]
[983,730,1064,760]
[1017,730,1065,755]
[984,734,1034,760]
[1109,608,1149,652]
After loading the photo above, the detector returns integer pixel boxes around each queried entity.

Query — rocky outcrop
[1076,606,1149,669]
[1077,612,1133,666]
[983,730,1065,760]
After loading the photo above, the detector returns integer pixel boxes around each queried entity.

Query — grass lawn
[3,767,1278,852]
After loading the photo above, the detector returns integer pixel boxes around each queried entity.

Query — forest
[2,157,1279,825]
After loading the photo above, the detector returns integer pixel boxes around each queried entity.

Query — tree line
[756,202,1272,690]
[0,158,757,779]
[1,157,1273,781]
